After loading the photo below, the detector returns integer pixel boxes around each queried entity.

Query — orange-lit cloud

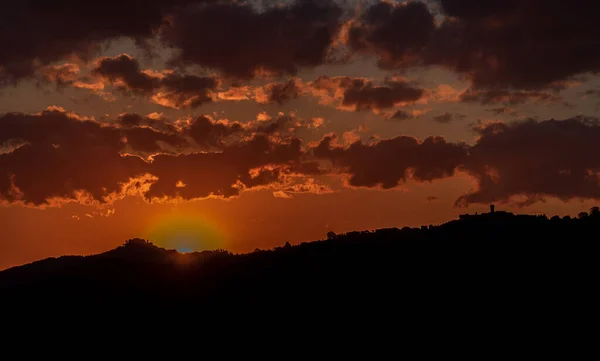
[91,54,220,109]
[41,63,80,86]
[308,76,424,112]
[0,108,313,206]
[4,107,600,208]
[254,79,302,105]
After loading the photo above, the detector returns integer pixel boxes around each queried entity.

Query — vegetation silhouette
[1,205,596,336]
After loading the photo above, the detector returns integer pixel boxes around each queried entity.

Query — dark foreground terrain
[1,208,596,342]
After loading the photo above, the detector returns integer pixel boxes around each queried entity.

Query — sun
[144,212,226,253]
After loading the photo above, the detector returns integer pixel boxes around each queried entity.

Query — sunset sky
[2,0,600,268]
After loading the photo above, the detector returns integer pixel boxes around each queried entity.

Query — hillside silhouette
[1,206,596,337]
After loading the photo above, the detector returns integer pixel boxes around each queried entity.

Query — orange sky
[2,0,600,269]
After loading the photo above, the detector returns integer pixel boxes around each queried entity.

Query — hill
[1,208,597,337]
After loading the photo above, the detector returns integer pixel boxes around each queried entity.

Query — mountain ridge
[1,208,597,324]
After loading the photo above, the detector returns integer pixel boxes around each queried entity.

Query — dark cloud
[122,126,187,154]
[390,110,414,121]
[309,76,424,111]
[92,54,219,108]
[186,116,243,148]
[342,79,424,110]
[427,0,600,89]
[161,0,343,78]
[0,110,145,205]
[432,113,453,123]
[348,1,435,68]
[486,108,518,117]
[347,0,600,94]
[583,89,600,99]
[460,88,560,105]
[92,54,157,94]
[585,89,600,96]
[432,112,466,123]
[261,80,301,105]
[314,135,467,188]
[117,113,146,128]
[0,108,310,206]
[255,114,296,135]
[116,113,178,134]
[3,0,599,98]
[159,73,219,108]
[311,116,600,206]
[459,117,600,206]
[0,0,206,83]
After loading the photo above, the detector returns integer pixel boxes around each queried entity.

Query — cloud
[459,116,600,206]
[161,0,344,78]
[6,109,600,208]
[459,88,560,105]
[345,0,600,97]
[144,137,302,201]
[0,108,317,206]
[185,115,243,148]
[254,79,301,105]
[309,76,424,111]
[342,79,424,111]
[0,109,146,205]
[3,0,599,99]
[485,107,519,117]
[388,108,430,121]
[152,73,219,109]
[0,0,208,84]
[116,113,178,135]
[432,112,466,123]
[347,1,435,68]
[92,54,157,93]
[41,63,81,87]
[390,110,414,121]
[274,178,334,199]
[584,89,600,98]
[427,0,600,91]
[92,54,219,108]
[432,113,453,124]
[313,134,468,188]
[312,116,600,206]
[254,113,295,135]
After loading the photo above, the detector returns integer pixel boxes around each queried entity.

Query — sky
[2,0,600,268]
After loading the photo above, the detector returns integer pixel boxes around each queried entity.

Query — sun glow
[144,212,227,253]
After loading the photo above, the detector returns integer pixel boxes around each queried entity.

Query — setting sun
[144,213,226,253]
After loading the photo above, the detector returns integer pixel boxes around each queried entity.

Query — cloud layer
[348,0,600,92]
[3,1,600,210]
[0,0,207,83]
[4,107,600,207]
[3,0,600,94]
[0,108,309,205]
